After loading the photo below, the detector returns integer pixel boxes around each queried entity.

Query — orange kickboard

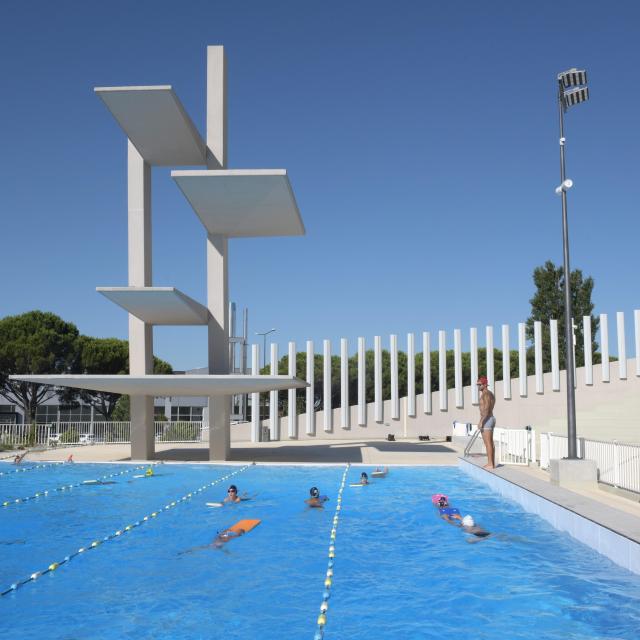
[228,519,261,535]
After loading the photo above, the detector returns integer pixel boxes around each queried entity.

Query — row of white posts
[249,310,640,442]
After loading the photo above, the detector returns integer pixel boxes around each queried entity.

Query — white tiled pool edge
[459,458,640,575]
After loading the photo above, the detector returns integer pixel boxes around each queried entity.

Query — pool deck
[1,438,463,466]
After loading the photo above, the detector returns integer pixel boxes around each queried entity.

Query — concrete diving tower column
[127,141,154,459]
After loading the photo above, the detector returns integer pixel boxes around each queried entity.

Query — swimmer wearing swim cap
[359,472,369,485]
[305,486,328,508]
[461,514,491,541]
[145,468,154,477]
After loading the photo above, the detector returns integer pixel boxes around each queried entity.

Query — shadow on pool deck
[142,440,459,464]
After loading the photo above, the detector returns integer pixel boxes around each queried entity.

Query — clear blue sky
[1,1,638,370]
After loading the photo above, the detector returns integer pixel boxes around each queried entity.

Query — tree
[0,311,79,423]
[526,260,599,371]
[60,337,173,421]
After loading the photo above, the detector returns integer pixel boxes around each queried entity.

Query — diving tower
[11,46,307,461]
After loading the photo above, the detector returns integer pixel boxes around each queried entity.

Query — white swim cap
[462,515,475,527]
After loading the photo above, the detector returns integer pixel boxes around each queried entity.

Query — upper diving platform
[94,86,207,166]
[172,170,305,237]
[96,287,208,325]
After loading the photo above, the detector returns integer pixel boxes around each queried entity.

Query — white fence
[539,432,640,494]
[464,426,536,466]
[0,422,206,447]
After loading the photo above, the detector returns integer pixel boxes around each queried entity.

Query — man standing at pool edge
[477,376,496,469]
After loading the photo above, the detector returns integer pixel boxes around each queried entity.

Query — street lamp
[255,328,276,369]
[556,67,589,459]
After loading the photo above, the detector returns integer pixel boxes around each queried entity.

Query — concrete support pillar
[127,140,155,460]
[206,45,230,461]
[207,233,230,460]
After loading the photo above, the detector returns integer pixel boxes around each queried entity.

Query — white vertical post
[288,342,297,438]
[340,338,350,429]
[501,324,511,400]
[323,339,332,431]
[470,327,479,404]
[534,321,543,394]
[306,340,315,435]
[635,310,640,377]
[454,329,463,408]
[358,337,366,426]
[518,322,527,397]
[550,319,560,391]
[407,333,416,417]
[251,344,260,443]
[583,316,593,385]
[617,312,627,380]
[422,332,431,414]
[127,140,155,461]
[390,334,399,420]
[601,313,610,382]
[270,343,279,440]
[439,330,447,411]
[374,336,382,422]
[486,326,494,392]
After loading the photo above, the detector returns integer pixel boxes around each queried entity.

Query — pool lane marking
[314,463,350,640]
[0,464,251,597]
[1,465,149,508]
[0,462,64,476]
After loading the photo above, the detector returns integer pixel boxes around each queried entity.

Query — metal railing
[0,422,207,447]
[539,432,640,494]
[463,426,536,466]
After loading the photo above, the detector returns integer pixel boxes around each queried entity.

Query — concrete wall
[231,357,640,443]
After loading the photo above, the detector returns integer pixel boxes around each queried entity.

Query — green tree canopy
[526,260,599,371]
[0,311,79,423]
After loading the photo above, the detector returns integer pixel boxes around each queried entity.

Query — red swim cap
[477,376,488,385]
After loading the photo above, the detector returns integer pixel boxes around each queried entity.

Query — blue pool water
[1,462,639,639]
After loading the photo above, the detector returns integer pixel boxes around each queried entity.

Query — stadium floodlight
[555,68,589,460]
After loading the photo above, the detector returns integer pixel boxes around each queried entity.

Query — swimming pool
[1,462,639,639]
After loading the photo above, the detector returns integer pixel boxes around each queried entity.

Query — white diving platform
[97,287,208,325]
[94,86,207,166]
[9,375,308,397]
[172,170,305,237]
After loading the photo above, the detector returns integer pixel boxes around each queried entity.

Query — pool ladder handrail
[463,429,481,457]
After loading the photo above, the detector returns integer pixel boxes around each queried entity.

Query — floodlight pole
[557,83,578,459]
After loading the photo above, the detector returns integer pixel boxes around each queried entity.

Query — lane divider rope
[0,462,64,476]
[1,464,251,596]
[314,463,350,640]
[1,464,150,508]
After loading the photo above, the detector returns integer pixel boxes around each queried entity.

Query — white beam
[470,327,479,404]
[358,337,366,426]
[601,313,610,382]
[583,316,593,385]
[486,325,494,392]
[502,324,511,400]
[270,343,279,439]
[422,332,431,414]
[340,338,350,429]
[407,333,416,417]
[306,340,315,435]
[374,336,382,422]
[251,344,260,443]
[439,330,447,411]
[323,339,332,432]
[288,341,297,438]
[454,329,463,408]
[534,321,543,394]
[518,322,527,397]
[390,334,399,420]
[617,312,627,380]
[635,310,640,377]
[550,319,560,391]
[206,45,226,169]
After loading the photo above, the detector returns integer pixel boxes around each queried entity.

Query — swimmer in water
[359,472,369,485]
[437,496,463,525]
[13,452,27,465]
[223,485,250,503]
[144,467,154,477]
[305,486,329,508]
[372,467,388,477]
[179,528,246,555]
[460,515,491,542]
